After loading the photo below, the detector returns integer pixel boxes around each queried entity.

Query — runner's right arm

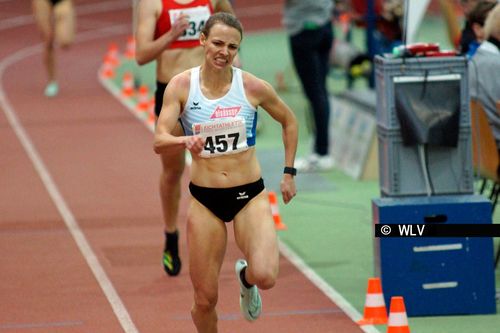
[154,73,204,155]
[135,0,190,65]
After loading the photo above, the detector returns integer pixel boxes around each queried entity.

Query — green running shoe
[163,249,181,276]
[235,259,262,321]
[163,231,181,276]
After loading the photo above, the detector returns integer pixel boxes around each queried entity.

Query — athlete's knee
[192,288,218,313]
[55,27,74,48]
[249,265,277,290]
[59,38,73,49]
[191,301,218,329]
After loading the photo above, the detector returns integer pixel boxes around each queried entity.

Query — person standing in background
[469,3,500,150]
[465,0,497,58]
[283,0,335,172]
[438,0,497,57]
[135,0,235,277]
[32,0,76,97]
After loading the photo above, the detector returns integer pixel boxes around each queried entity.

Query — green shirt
[283,0,334,36]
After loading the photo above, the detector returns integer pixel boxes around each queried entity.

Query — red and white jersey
[154,0,214,49]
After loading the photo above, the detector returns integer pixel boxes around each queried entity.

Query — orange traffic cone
[136,85,150,113]
[147,107,156,125]
[100,43,120,79]
[100,55,115,79]
[125,36,136,59]
[145,96,156,122]
[149,95,156,113]
[357,277,388,325]
[121,72,134,98]
[106,43,120,66]
[387,296,410,333]
[268,191,287,230]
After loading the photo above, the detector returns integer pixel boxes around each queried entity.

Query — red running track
[0,1,368,332]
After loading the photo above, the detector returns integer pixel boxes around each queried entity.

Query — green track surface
[110,17,500,333]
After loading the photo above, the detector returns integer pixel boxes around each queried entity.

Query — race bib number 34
[169,6,210,41]
[192,117,248,158]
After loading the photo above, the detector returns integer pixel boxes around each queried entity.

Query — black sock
[240,267,254,289]
[165,231,179,255]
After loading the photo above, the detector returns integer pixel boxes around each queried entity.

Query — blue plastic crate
[372,195,496,316]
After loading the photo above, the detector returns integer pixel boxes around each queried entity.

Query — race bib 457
[192,117,248,158]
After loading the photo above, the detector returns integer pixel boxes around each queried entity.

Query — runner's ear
[200,32,207,46]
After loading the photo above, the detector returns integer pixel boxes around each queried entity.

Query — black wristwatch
[283,166,297,176]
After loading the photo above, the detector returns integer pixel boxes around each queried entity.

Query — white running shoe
[44,81,59,98]
[295,153,334,172]
[235,259,262,321]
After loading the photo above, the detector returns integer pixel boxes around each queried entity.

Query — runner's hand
[171,13,190,39]
[280,174,296,204]
[185,135,205,155]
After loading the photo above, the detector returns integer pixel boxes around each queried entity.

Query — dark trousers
[289,22,333,156]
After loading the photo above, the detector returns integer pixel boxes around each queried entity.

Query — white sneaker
[235,259,262,321]
[295,153,334,172]
[44,81,59,97]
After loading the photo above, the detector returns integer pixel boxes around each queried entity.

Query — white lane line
[279,242,382,333]
[0,26,138,333]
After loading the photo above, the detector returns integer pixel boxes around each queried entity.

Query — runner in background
[135,0,235,277]
[469,2,500,150]
[32,0,76,97]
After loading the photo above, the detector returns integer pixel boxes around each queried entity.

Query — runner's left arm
[248,74,298,203]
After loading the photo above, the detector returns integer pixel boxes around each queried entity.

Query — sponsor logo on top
[190,101,201,110]
[211,105,241,119]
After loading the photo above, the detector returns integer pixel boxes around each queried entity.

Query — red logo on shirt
[193,124,201,134]
[210,106,241,119]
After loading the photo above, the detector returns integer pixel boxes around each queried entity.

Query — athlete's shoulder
[241,70,272,93]
[240,70,276,105]
[165,69,193,105]
[170,68,193,88]
[139,0,162,14]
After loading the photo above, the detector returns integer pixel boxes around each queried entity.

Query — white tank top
[180,66,258,158]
